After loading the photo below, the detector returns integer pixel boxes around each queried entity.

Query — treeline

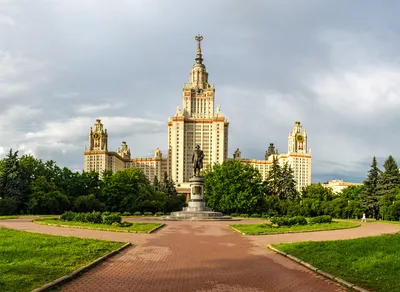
[0,150,185,215]
[202,156,400,221]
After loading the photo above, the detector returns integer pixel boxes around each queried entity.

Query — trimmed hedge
[270,216,307,227]
[309,215,332,225]
[60,211,122,225]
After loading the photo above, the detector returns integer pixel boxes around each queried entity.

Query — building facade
[322,180,362,194]
[232,121,312,191]
[83,36,312,192]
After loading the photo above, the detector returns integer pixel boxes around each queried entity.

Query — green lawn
[0,227,124,292]
[0,215,58,220]
[230,221,359,235]
[336,218,400,225]
[275,233,400,292]
[35,218,163,233]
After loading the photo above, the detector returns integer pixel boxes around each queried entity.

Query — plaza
[1,217,398,291]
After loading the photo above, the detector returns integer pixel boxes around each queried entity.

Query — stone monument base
[161,176,238,221]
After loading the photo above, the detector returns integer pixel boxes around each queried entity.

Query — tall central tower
[168,35,229,184]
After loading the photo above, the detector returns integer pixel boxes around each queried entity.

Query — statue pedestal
[166,176,234,221]
[183,176,209,212]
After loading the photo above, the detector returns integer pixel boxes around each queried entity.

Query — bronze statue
[192,145,204,177]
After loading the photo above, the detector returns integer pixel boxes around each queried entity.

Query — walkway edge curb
[229,226,247,235]
[32,242,132,292]
[267,245,370,292]
[148,223,165,233]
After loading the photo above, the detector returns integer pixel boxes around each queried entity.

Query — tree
[265,157,282,197]
[301,183,333,201]
[377,155,400,197]
[360,156,380,219]
[280,162,298,200]
[203,160,265,214]
[339,185,363,201]
[0,150,29,212]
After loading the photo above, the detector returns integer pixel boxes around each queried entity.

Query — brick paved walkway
[1,218,399,292]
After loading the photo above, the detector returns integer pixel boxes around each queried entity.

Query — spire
[195,34,203,64]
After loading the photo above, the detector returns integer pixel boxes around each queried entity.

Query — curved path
[1,218,399,292]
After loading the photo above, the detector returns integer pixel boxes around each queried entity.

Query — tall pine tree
[360,156,380,219]
[377,155,400,197]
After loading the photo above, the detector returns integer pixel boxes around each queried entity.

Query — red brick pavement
[1,218,399,292]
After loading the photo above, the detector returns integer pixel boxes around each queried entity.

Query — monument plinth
[165,145,234,221]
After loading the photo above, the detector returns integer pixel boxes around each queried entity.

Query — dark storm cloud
[1,0,400,182]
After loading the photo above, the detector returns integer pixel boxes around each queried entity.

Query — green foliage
[302,183,333,201]
[250,213,261,218]
[86,211,103,224]
[122,211,131,216]
[133,211,141,216]
[240,214,249,218]
[308,215,332,224]
[360,156,380,219]
[73,213,87,222]
[203,160,265,214]
[230,213,238,217]
[0,197,18,215]
[155,211,164,216]
[73,194,105,213]
[270,216,307,227]
[143,212,153,216]
[60,211,76,221]
[377,155,400,197]
[102,213,122,225]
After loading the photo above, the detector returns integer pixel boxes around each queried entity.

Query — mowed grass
[0,215,58,220]
[35,218,162,233]
[0,227,124,292]
[275,233,400,292]
[230,221,359,235]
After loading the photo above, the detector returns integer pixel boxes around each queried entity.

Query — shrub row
[270,216,308,227]
[60,211,122,225]
[270,215,333,227]
[308,215,332,224]
[230,213,268,218]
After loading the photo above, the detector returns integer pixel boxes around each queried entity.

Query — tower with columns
[167,35,229,184]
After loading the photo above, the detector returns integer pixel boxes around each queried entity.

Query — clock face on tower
[92,132,101,140]
[295,133,304,142]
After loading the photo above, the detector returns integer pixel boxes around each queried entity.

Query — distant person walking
[361,212,367,222]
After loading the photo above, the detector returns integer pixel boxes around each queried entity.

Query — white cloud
[75,103,125,114]
[0,15,15,26]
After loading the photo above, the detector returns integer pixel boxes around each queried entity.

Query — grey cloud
[1,0,400,183]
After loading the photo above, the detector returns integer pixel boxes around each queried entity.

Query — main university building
[84,36,312,193]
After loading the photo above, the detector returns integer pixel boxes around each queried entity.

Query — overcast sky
[1,0,400,183]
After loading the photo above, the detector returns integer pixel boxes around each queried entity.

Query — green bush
[251,213,261,218]
[119,222,133,227]
[86,211,102,224]
[261,213,269,219]
[143,212,153,216]
[270,216,307,227]
[122,212,131,216]
[155,212,164,216]
[133,211,142,216]
[308,215,332,225]
[270,216,291,227]
[230,213,238,217]
[102,213,122,225]
[240,214,249,218]
[102,211,111,216]
[73,213,87,222]
[60,211,76,221]
[289,216,307,226]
